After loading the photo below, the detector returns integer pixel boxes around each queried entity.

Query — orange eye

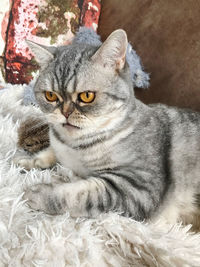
[45,91,58,102]
[79,92,95,103]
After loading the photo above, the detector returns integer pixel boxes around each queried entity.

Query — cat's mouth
[62,122,80,129]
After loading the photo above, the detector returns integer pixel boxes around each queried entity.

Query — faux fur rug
[1,85,200,267]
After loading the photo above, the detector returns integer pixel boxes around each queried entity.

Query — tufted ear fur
[26,40,57,68]
[92,29,128,71]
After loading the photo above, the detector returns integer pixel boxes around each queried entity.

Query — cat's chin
[62,122,81,130]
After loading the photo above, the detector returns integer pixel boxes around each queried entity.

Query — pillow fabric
[0,0,101,84]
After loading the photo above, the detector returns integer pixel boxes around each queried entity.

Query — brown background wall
[98,0,200,111]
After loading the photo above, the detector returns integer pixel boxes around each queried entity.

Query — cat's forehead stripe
[65,76,77,94]
[53,48,87,94]
[51,45,98,95]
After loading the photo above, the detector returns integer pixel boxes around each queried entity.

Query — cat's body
[15,30,200,225]
[47,102,200,224]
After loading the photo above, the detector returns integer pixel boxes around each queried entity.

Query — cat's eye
[78,91,95,103]
[45,91,58,102]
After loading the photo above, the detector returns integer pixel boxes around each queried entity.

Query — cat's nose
[64,110,72,119]
[62,102,74,119]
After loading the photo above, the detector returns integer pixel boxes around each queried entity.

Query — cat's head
[27,30,134,138]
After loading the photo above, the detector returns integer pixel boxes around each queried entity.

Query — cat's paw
[24,183,67,215]
[34,157,53,169]
[13,155,52,170]
[13,156,35,171]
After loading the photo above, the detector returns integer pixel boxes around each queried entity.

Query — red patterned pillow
[0,0,101,85]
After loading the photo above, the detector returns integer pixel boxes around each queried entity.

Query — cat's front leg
[24,183,66,214]
[13,146,57,170]
[23,179,104,216]
[24,170,159,219]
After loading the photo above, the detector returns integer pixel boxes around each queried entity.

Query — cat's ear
[92,29,128,71]
[26,40,56,67]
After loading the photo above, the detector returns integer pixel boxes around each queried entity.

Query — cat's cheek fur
[46,111,66,125]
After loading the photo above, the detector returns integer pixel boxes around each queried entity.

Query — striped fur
[21,30,200,225]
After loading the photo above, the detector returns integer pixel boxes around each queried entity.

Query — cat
[14,29,200,226]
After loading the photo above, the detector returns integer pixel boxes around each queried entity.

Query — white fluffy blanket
[1,85,200,267]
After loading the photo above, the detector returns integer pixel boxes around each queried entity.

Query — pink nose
[64,111,72,119]
[62,102,74,119]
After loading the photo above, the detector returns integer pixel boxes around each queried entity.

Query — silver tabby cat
[15,29,200,225]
